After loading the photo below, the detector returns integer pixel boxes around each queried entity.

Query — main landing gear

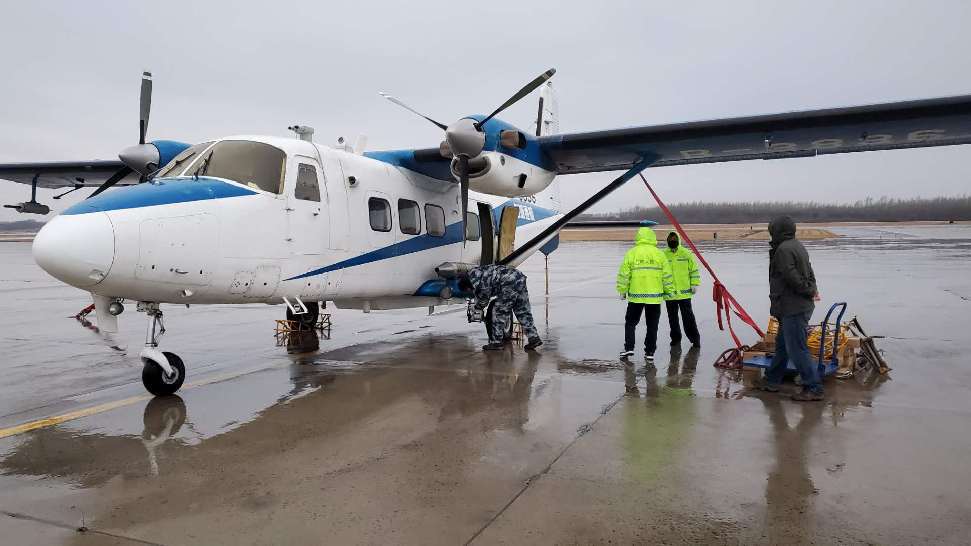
[138,303,185,396]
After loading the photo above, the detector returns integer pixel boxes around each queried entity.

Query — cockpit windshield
[156,140,287,194]
[155,141,213,178]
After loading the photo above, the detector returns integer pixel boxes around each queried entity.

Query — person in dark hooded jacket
[761,216,822,401]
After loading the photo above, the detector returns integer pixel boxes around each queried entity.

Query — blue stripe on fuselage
[62,177,257,215]
[286,221,466,281]
[491,199,558,227]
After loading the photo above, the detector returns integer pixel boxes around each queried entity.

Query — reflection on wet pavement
[0,225,970,543]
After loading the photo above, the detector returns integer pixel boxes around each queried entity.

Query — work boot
[524,337,543,351]
[482,340,510,351]
[791,389,824,402]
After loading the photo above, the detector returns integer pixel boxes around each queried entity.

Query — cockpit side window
[155,141,214,178]
[295,164,321,202]
[193,141,286,194]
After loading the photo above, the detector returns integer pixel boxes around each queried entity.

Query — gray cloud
[2,0,969,221]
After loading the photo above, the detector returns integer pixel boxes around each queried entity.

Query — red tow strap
[639,174,765,348]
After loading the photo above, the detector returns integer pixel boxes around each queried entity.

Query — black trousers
[665,299,700,345]
[624,302,661,355]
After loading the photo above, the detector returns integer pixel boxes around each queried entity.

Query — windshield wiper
[192,152,213,180]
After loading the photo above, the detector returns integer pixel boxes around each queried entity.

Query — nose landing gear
[138,303,185,396]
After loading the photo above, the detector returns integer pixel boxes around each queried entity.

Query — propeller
[88,72,154,199]
[380,68,556,244]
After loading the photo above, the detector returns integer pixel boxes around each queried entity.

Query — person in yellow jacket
[663,231,701,347]
[617,225,675,361]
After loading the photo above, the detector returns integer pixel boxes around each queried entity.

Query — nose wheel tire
[142,351,185,396]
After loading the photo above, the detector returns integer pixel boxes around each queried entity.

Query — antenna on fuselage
[288,125,315,142]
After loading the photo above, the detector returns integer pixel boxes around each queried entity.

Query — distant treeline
[580,196,971,224]
[0,219,44,232]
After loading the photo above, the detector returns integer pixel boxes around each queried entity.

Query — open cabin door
[497,205,519,261]
[477,202,495,265]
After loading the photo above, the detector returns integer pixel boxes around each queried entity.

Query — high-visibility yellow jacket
[616,227,674,304]
[663,231,701,301]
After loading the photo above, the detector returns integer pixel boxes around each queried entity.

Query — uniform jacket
[616,227,674,304]
[468,264,527,307]
[663,231,701,301]
[768,216,817,318]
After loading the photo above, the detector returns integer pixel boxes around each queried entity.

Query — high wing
[538,94,971,174]
[0,160,139,188]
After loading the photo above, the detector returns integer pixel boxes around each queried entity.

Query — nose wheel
[142,351,185,396]
[138,303,187,396]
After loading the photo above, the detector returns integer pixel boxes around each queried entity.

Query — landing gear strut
[138,303,185,396]
[286,300,319,329]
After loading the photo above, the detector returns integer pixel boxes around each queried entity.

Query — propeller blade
[139,71,152,144]
[379,92,448,131]
[477,68,556,129]
[459,156,469,248]
[88,166,133,199]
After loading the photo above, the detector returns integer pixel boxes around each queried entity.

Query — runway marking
[0,361,289,440]
[0,395,150,439]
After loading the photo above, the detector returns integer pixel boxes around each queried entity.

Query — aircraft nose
[33,213,115,288]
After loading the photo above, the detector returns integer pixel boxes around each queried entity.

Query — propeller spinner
[380,68,556,245]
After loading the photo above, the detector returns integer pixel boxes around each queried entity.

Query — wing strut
[498,159,655,268]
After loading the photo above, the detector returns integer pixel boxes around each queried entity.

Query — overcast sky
[1,0,970,221]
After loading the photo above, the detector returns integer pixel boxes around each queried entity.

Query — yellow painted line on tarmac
[0,361,286,440]
[0,395,151,439]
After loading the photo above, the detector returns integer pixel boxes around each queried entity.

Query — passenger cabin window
[191,140,286,194]
[155,141,213,178]
[425,204,446,237]
[369,198,392,232]
[295,164,321,202]
[465,211,480,241]
[398,199,421,235]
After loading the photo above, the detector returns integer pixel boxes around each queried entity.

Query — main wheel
[286,301,319,329]
[142,351,186,396]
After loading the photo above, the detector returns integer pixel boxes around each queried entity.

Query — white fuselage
[32,135,562,312]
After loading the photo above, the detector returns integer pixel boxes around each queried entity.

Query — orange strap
[639,174,765,348]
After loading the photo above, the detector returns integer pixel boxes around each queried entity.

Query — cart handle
[818,302,848,367]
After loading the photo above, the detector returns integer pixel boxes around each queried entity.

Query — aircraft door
[460,204,484,265]
[476,202,494,265]
[286,156,327,257]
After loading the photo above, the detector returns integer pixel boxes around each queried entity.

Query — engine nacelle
[451,151,556,198]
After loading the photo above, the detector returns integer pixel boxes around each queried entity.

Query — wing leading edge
[538,94,971,174]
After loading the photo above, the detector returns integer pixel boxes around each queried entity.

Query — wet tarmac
[1,224,970,544]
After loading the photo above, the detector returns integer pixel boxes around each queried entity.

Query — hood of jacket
[768,216,797,248]
[634,227,658,246]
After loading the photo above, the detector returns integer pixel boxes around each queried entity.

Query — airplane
[2,69,970,397]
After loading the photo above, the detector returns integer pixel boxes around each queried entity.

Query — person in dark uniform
[460,264,543,352]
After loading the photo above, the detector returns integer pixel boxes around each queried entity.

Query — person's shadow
[760,396,825,542]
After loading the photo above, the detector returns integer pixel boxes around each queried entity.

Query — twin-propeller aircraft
[2,69,970,396]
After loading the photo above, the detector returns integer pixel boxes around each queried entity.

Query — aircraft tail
[533,81,561,213]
